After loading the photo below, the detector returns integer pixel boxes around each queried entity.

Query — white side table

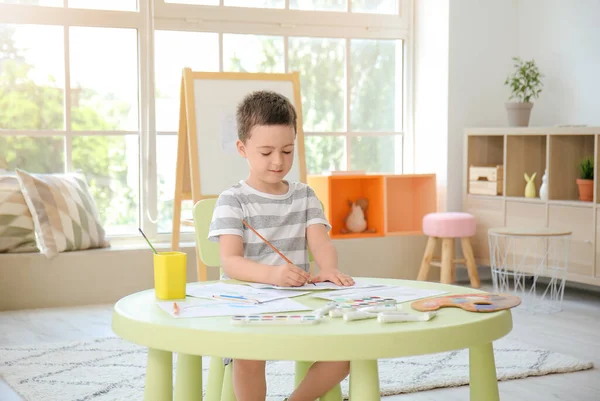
[488,227,571,313]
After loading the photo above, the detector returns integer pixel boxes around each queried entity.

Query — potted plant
[577,157,594,202]
[504,57,543,126]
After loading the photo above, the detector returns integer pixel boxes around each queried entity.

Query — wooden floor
[1,281,599,400]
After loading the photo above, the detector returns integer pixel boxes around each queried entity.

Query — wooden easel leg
[441,238,454,284]
[172,76,188,252]
[171,195,181,252]
[417,236,436,281]
[196,247,208,282]
[461,237,480,288]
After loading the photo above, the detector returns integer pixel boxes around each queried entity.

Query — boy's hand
[270,264,311,287]
[311,270,354,286]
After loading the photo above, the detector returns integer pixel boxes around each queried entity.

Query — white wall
[413,0,449,212]
[446,0,520,212]
[518,0,600,126]
[444,0,600,212]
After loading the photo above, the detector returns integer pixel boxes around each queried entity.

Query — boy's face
[237,124,295,185]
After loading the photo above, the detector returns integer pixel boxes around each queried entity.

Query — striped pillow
[0,175,39,253]
[15,169,109,259]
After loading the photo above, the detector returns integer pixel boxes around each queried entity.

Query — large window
[1,0,411,243]
[0,4,144,238]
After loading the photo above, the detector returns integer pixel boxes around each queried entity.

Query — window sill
[0,241,197,259]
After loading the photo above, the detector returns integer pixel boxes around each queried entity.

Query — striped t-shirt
[208,180,331,276]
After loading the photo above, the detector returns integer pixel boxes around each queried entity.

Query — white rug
[0,336,593,401]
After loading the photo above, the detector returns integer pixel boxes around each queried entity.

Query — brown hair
[236,90,297,143]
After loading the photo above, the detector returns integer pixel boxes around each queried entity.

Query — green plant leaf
[504,57,543,102]
[579,157,594,180]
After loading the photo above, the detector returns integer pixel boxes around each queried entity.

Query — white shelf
[465,126,600,135]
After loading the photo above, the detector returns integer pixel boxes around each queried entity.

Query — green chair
[192,198,341,401]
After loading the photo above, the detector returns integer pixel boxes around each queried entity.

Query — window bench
[0,243,207,311]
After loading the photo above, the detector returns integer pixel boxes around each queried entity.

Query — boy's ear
[236,139,247,158]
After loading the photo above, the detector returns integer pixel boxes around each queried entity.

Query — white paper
[186,282,309,304]
[247,280,385,291]
[312,286,448,304]
[157,297,311,319]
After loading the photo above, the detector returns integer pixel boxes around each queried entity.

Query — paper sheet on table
[186,282,309,303]
[311,286,448,304]
[157,297,312,318]
[247,280,386,291]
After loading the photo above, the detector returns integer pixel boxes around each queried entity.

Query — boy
[208,90,353,401]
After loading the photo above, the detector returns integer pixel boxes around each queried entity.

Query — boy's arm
[219,234,310,286]
[307,224,353,286]
[218,234,273,283]
[306,223,338,272]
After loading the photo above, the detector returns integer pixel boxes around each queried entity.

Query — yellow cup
[153,251,187,300]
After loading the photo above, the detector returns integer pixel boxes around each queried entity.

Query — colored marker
[212,294,260,304]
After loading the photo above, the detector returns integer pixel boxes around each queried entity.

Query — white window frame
[150,0,415,245]
[0,0,415,247]
[0,1,158,245]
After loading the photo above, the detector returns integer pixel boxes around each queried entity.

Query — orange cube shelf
[385,174,437,235]
[307,174,385,239]
[308,173,437,239]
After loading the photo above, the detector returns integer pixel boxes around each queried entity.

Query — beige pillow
[0,175,39,253]
[15,169,109,258]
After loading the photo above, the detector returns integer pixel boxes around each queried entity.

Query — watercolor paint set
[231,314,320,325]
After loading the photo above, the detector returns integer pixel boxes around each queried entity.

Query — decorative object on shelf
[340,198,377,234]
[504,57,543,127]
[576,157,594,201]
[468,165,503,196]
[524,172,537,198]
[539,169,549,201]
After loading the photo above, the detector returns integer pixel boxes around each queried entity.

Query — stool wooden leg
[441,238,454,284]
[417,236,436,281]
[461,237,480,288]
[451,241,457,283]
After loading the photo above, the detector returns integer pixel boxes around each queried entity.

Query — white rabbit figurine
[539,169,548,201]
[345,202,367,233]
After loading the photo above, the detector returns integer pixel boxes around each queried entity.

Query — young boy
[208,90,353,401]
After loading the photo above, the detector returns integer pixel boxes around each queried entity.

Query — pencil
[242,219,316,285]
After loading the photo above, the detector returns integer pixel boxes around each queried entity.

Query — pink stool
[417,212,480,288]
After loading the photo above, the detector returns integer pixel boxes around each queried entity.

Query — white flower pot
[505,102,533,127]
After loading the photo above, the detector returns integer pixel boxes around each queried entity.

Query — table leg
[319,383,343,401]
[221,363,236,401]
[144,348,173,401]
[294,361,342,401]
[205,357,225,401]
[174,353,203,401]
[469,342,500,401]
[349,360,380,401]
[294,361,312,387]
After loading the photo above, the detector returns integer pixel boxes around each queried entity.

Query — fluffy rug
[0,336,593,401]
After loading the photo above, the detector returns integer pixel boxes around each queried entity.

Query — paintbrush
[139,228,157,254]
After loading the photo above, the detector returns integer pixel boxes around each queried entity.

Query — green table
[111,278,513,401]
